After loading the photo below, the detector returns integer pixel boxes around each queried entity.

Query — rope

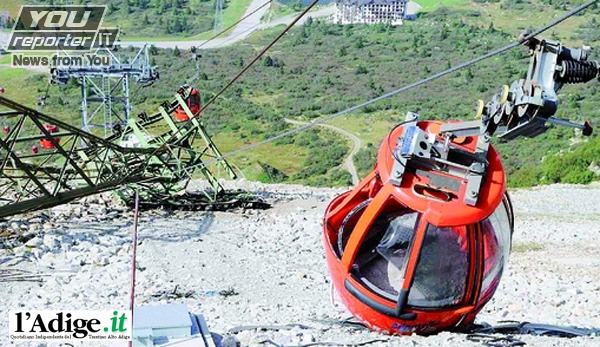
[227,321,387,347]
[127,0,597,183]
[127,0,320,178]
[259,338,389,347]
[466,333,526,347]
[228,324,313,334]
[213,0,598,162]
[127,190,140,347]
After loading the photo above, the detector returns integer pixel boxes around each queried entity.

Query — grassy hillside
[154,7,600,187]
[2,3,600,187]
[417,0,468,11]
[3,0,594,40]
[2,0,24,18]
[0,0,262,40]
[6,0,217,38]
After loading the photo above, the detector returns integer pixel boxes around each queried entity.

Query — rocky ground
[1,181,599,347]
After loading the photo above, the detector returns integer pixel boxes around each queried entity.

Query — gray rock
[1,182,599,347]
[43,234,60,250]
[25,236,43,247]
[94,256,110,266]
[221,335,241,347]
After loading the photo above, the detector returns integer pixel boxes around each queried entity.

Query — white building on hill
[333,0,421,26]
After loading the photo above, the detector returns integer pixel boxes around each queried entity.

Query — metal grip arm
[480,38,598,140]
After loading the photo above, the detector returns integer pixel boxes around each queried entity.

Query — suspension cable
[129,1,271,106]
[213,0,598,161]
[127,0,320,178]
[129,0,597,181]
[201,0,320,112]
[186,22,264,86]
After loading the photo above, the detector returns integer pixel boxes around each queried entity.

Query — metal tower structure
[50,45,159,137]
[0,86,248,219]
[214,0,224,32]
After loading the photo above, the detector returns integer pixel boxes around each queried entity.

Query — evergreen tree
[122,1,131,15]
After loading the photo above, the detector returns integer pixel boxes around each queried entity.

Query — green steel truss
[0,87,237,219]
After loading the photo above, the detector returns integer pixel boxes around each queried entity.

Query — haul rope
[130,0,598,181]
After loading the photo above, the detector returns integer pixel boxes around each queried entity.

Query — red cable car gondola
[323,119,513,335]
[39,123,61,149]
[174,88,202,122]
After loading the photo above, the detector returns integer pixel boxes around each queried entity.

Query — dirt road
[285,118,362,185]
[124,3,334,50]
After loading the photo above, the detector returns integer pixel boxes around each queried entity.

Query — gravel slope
[1,181,599,347]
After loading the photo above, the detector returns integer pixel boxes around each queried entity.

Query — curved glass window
[352,211,470,308]
[480,200,512,296]
[352,211,419,301]
[408,224,469,308]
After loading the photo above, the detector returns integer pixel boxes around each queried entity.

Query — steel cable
[200,0,320,112]
[126,0,320,179]
[128,0,597,182]
[196,0,272,50]
[212,0,598,162]
[129,1,271,108]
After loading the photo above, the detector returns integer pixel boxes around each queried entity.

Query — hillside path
[285,118,361,185]
[261,6,335,29]
[124,3,334,49]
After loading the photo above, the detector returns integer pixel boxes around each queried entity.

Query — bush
[257,162,288,183]
[540,136,600,184]
[354,143,378,179]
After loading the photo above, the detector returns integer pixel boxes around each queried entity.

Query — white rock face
[0,182,599,346]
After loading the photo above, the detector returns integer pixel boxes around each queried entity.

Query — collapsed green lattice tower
[0,87,239,219]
